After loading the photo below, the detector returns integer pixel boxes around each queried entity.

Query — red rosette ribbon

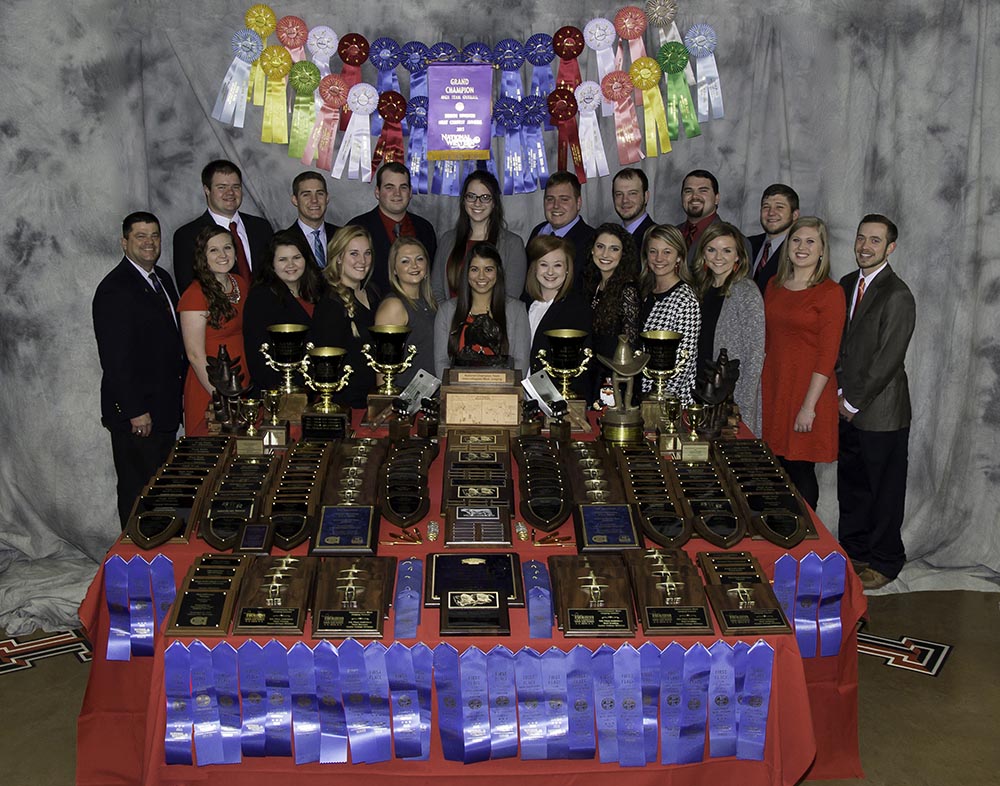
[614,5,649,105]
[372,90,407,172]
[303,74,348,169]
[547,86,586,182]
[552,25,585,91]
[275,15,308,62]
[337,33,370,131]
[601,70,644,165]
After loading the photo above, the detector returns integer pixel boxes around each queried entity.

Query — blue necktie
[312,230,326,267]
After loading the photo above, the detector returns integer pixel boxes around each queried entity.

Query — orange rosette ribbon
[245,4,276,106]
[303,74,348,169]
[629,56,671,156]
[275,15,308,62]
[258,44,292,144]
[601,70,644,165]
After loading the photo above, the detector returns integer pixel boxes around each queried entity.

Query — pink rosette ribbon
[211,28,263,129]
[584,18,620,117]
[334,82,378,182]
[601,70,644,165]
[302,74,348,170]
[646,0,694,85]
[614,6,649,105]
[275,15,308,62]
[684,24,724,120]
[574,82,610,179]
[307,25,338,78]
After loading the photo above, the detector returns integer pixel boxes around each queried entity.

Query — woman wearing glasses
[431,171,527,302]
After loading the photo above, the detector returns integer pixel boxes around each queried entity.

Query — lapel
[126,259,179,330]
[846,266,893,335]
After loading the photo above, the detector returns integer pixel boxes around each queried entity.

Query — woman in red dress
[761,216,846,509]
[178,226,250,435]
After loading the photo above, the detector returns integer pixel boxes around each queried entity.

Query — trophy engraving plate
[311,556,396,638]
[235,522,274,554]
[440,590,511,636]
[167,591,231,635]
[573,504,642,551]
[704,584,792,635]
[424,552,524,608]
[442,391,522,427]
[188,577,234,591]
[311,505,378,554]
[447,369,517,386]
[232,556,316,635]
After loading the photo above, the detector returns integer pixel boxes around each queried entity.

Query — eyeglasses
[464,193,494,205]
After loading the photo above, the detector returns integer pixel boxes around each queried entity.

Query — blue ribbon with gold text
[737,640,774,760]
[288,642,320,764]
[313,641,348,763]
[486,645,518,759]
[164,641,193,765]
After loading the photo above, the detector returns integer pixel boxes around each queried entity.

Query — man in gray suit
[837,214,915,590]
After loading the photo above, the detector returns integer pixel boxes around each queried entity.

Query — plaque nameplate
[311,556,396,638]
[444,505,512,548]
[573,504,642,551]
[232,556,316,635]
[446,368,517,386]
[440,589,511,636]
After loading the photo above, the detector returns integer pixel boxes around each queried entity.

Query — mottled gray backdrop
[1,0,998,632]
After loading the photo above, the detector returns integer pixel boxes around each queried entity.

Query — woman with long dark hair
[431,171,527,301]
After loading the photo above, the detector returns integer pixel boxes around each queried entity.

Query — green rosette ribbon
[656,42,701,140]
[287,61,321,158]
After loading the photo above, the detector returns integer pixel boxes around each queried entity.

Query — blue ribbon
[462,41,493,64]
[731,641,750,739]
[819,553,847,656]
[521,95,549,190]
[149,554,176,630]
[659,641,685,764]
[796,551,823,658]
[494,39,525,101]
[678,642,711,764]
[513,647,546,760]
[405,99,430,195]
[591,643,618,763]
[523,560,552,639]
[613,644,645,767]
[486,645,518,759]
[104,555,130,661]
[639,642,661,763]
[313,641,348,763]
[288,642,320,764]
[211,642,241,764]
[339,638,377,763]
[164,641,193,765]
[432,159,463,196]
[737,641,774,760]
[460,647,492,763]
[412,642,434,759]
[237,641,266,757]
[433,643,464,762]
[772,554,798,626]
[525,32,556,131]
[541,647,569,759]
[393,558,423,639]
[127,555,155,657]
[263,640,292,757]
[708,641,737,758]
[189,640,225,765]
[385,642,421,759]
[370,37,402,137]
[565,645,596,759]
[364,641,393,762]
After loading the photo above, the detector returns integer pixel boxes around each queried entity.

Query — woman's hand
[794,408,815,432]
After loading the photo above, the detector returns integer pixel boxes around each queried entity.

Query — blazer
[431,227,528,302]
[344,207,438,296]
[748,232,786,294]
[172,210,273,295]
[283,220,339,272]
[92,259,186,433]
[713,277,766,437]
[626,214,657,253]
[433,297,531,380]
[527,218,595,290]
[242,284,315,392]
[837,266,915,431]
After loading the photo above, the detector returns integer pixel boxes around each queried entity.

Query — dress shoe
[859,567,892,590]
[849,558,869,575]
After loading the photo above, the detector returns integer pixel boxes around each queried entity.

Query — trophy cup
[596,335,650,445]
[235,397,263,455]
[681,402,711,463]
[639,330,686,425]
[259,324,310,394]
[657,395,683,457]
[362,325,417,422]
[537,329,592,429]
[300,346,353,440]
[260,388,288,449]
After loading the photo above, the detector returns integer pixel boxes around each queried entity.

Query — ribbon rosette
[462,41,493,64]
[520,95,549,189]
[259,45,292,144]
[494,39,526,100]
[211,29,263,128]
[629,56,671,156]
[245,4,276,105]
[302,74,348,169]
[684,24,724,121]
[601,70,644,164]
[575,81,610,179]
[406,96,430,193]
[657,42,701,139]
[276,15,308,62]
[493,97,526,195]
[614,6,649,104]
[552,26,585,91]
[401,41,430,98]
[369,37,403,136]
[337,33,370,131]
[427,42,459,63]
[334,83,378,182]
[524,33,556,130]
[307,25,338,78]
[584,18,619,116]
[288,61,321,158]
[646,0,694,85]
[547,86,585,182]
[372,90,407,172]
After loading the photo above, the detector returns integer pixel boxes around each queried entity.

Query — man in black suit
[527,171,594,289]
[612,167,656,252]
[747,183,800,293]
[837,214,916,590]
[286,170,339,271]
[345,161,437,294]
[677,169,750,274]
[172,159,273,293]
[93,212,187,528]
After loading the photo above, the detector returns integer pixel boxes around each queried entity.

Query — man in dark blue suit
[747,183,800,294]
[93,212,187,528]
[285,170,339,271]
[612,167,656,252]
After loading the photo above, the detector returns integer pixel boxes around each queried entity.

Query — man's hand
[838,397,855,422]
[130,412,153,437]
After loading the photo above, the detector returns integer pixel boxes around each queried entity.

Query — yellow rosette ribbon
[629,57,671,157]
[245,4,276,106]
[258,45,292,144]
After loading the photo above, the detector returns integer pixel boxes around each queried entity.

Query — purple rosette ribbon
[525,33,556,130]
[494,97,526,196]
[684,23,724,120]
[494,38,526,100]
[401,40,430,98]
[520,94,549,191]
[369,37,402,136]
[212,28,263,129]
[406,96,430,194]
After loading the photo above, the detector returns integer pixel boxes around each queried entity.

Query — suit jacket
[432,227,527,302]
[173,210,273,295]
[345,207,438,296]
[528,218,595,290]
[433,297,531,380]
[242,284,314,392]
[837,266,915,431]
[93,259,187,433]
[284,220,339,272]
[626,214,657,253]
[748,232,785,294]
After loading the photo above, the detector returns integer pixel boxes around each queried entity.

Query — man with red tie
[172,160,273,294]
[747,183,800,293]
[677,169,750,273]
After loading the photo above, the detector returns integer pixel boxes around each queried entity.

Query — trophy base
[235,435,265,456]
[302,409,350,441]
[364,393,398,425]
[261,422,290,450]
[599,409,646,446]
[656,426,683,459]
[545,398,589,432]
[278,393,309,426]
[681,435,712,463]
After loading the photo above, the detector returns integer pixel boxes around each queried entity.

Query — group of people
[94,159,915,591]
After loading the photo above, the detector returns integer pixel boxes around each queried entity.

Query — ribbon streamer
[433,643,464,762]
[541,648,570,759]
[288,61,321,159]
[337,33,370,132]
[238,641,267,757]
[245,4,276,106]
[211,642,242,764]
[211,29,263,129]
[639,642,661,763]
[148,554,175,629]
[406,96,430,194]
[339,639,377,762]
[657,42,701,139]
[819,552,848,656]
[401,41,430,99]
[553,26,585,91]
[275,15,307,62]
[459,647,492,763]
[164,641,193,765]
[684,24,725,120]
[363,642,393,762]
[678,642,711,764]
[548,87,586,182]
[307,25,338,77]
[575,82,611,179]
[313,641,348,763]
[385,642,422,758]
[514,647,546,760]
[372,90,406,173]
[601,70,644,164]
[370,37,403,137]
[566,645,597,759]
[737,641,774,760]
[494,97,526,196]
[302,74,347,170]
[659,641,685,764]
[189,640,225,766]
[333,83,377,182]
[645,0,695,85]
[707,641,737,758]
[525,33,556,130]
[494,38,526,101]
[486,645,518,759]
[796,551,823,658]
[126,555,154,657]
[288,642,320,764]
[584,18,619,116]
[613,644,644,767]
[629,57,672,156]
[258,45,292,144]
[412,643,434,759]
[263,639,293,757]
[591,644,617,763]
[104,555,130,661]
[521,95,548,191]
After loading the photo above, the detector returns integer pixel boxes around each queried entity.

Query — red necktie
[755,240,771,278]
[229,221,249,279]
[853,275,866,317]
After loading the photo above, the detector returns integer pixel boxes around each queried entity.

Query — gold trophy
[639,330,686,425]
[657,395,683,458]
[260,389,289,449]
[361,325,417,423]
[300,346,353,440]
[682,402,711,463]
[259,324,310,394]
[596,335,650,445]
[537,329,592,430]
[234,398,264,455]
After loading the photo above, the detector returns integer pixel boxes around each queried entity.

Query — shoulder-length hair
[388,236,437,312]
[694,222,750,299]
[582,223,640,335]
[445,171,506,295]
[253,230,325,304]
[323,224,373,319]
[524,235,574,302]
[447,242,509,358]
[639,224,690,297]
[773,216,831,289]
[193,225,237,328]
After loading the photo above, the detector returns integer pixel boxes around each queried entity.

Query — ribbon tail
[696,55,725,120]
[212,59,252,128]
[664,23,696,86]
[642,85,672,157]
[289,93,317,158]
[595,48,617,116]
[261,75,289,145]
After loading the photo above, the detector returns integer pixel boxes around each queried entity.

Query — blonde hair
[639,224,691,297]
[388,237,437,312]
[772,216,831,289]
[324,225,373,320]
[694,222,749,299]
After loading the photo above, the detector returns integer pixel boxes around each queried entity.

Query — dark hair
[858,213,898,244]
[613,167,648,193]
[448,242,509,358]
[693,222,750,299]
[201,160,242,189]
[122,211,159,238]
[446,171,506,295]
[292,171,327,195]
[761,183,800,212]
[253,230,325,304]
[375,161,411,188]
[544,170,582,199]
[583,223,640,335]
[682,169,719,194]
[193,225,238,328]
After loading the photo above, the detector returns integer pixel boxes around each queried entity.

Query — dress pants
[110,429,176,529]
[836,420,909,579]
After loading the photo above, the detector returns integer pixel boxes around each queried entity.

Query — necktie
[682,222,695,247]
[393,222,401,239]
[148,272,177,327]
[853,275,866,317]
[228,220,249,279]
[312,229,326,267]
[755,240,771,278]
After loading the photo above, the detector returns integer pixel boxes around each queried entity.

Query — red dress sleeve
[813,280,846,376]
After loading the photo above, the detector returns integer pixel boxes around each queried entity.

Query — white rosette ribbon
[584,18,619,117]
[684,24,724,120]
[575,82,610,179]
[307,26,338,78]
[211,29,263,128]
[333,83,378,182]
